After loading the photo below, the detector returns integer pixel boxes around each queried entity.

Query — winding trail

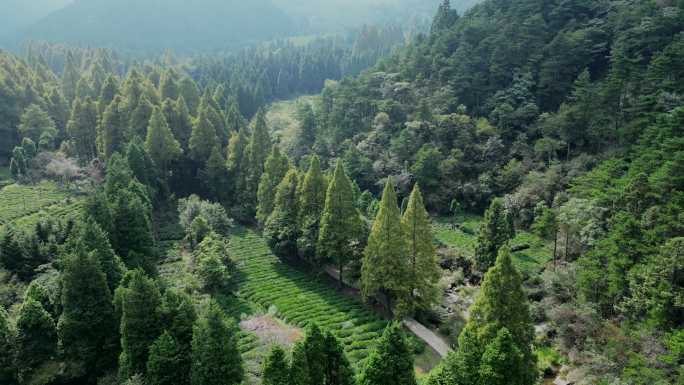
[403,318,452,357]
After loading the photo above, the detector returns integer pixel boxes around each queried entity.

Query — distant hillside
[272,0,480,33]
[0,0,72,38]
[16,0,295,52]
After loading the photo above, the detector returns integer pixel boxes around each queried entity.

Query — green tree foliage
[179,77,201,116]
[362,178,410,313]
[118,270,162,381]
[189,107,217,163]
[190,301,243,385]
[145,106,182,173]
[297,155,328,263]
[98,95,127,160]
[67,97,99,161]
[158,289,196,385]
[289,324,354,385]
[226,128,250,215]
[0,226,27,278]
[264,169,300,258]
[58,248,118,379]
[318,162,363,286]
[474,198,514,272]
[359,322,416,385]
[203,145,228,201]
[437,246,537,385]
[159,69,180,102]
[15,297,57,382]
[193,232,235,293]
[224,97,246,133]
[146,331,184,385]
[401,184,441,314]
[262,345,290,385]
[19,104,57,143]
[0,306,16,385]
[245,108,273,214]
[257,146,290,225]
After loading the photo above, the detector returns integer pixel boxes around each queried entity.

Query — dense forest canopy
[0,0,683,385]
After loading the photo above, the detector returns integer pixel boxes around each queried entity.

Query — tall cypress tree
[190,301,243,385]
[0,306,16,385]
[401,184,441,314]
[189,108,217,163]
[246,108,272,213]
[128,95,154,141]
[226,128,250,208]
[58,248,118,379]
[257,146,290,225]
[118,270,162,381]
[99,75,119,116]
[288,324,353,385]
[15,298,57,382]
[179,77,201,116]
[297,155,328,263]
[362,178,410,313]
[318,162,363,286]
[146,332,183,385]
[159,69,179,101]
[158,289,196,385]
[98,95,127,160]
[67,97,98,161]
[358,322,416,385]
[474,198,514,272]
[224,97,246,133]
[264,169,300,258]
[70,218,125,293]
[146,106,182,173]
[438,246,537,385]
[262,345,290,385]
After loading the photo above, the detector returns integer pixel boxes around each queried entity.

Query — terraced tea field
[228,228,389,367]
[433,216,553,276]
[0,182,82,231]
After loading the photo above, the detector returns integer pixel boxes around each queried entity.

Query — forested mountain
[0,0,71,38]
[15,0,295,52]
[0,0,682,385]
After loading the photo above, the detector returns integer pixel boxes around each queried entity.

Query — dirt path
[403,318,452,357]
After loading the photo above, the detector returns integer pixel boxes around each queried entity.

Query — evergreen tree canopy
[297,155,328,263]
[359,322,416,385]
[257,146,291,225]
[362,177,411,313]
[475,198,514,272]
[264,169,300,258]
[146,106,182,172]
[318,161,363,286]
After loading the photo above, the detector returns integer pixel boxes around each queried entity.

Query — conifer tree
[203,145,228,201]
[15,298,57,381]
[265,169,300,258]
[159,69,179,101]
[62,53,79,102]
[199,91,226,144]
[110,189,155,271]
[118,270,162,381]
[359,322,416,385]
[146,106,182,173]
[0,306,15,385]
[159,289,196,384]
[0,226,26,276]
[128,95,154,141]
[75,75,94,100]
[401,184,441,314]
[475,198,514,272]
[99,75,119,116]
[226,128,250,208]
[190,301,243,385]
[172,96,194,149]
[257,146,290,225]
[72,218,125,292]
[362,178,410,313]
[225,97,246,133]
[246,108,273,211]
[127,137,158,192]
[189,108,217,163]
[179,77,201,116]
[45,87,69,135]
[297,155,328,263]
[19,104,57,143]
[441,246,537,385]
[262,345,290,385]
[147,332,184,385]
[58,248,118,379]
[67,97,98,161]
[318,162,363,286]
[322,331,355,385]
[98,95,127,160]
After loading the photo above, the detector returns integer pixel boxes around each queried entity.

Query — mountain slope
[18,0,295,52]
[0,0,72,39]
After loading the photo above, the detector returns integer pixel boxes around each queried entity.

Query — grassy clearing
[266,96,317,155]
[433,215,553,276]
[228,228,389,368]
[0,182,76,229]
